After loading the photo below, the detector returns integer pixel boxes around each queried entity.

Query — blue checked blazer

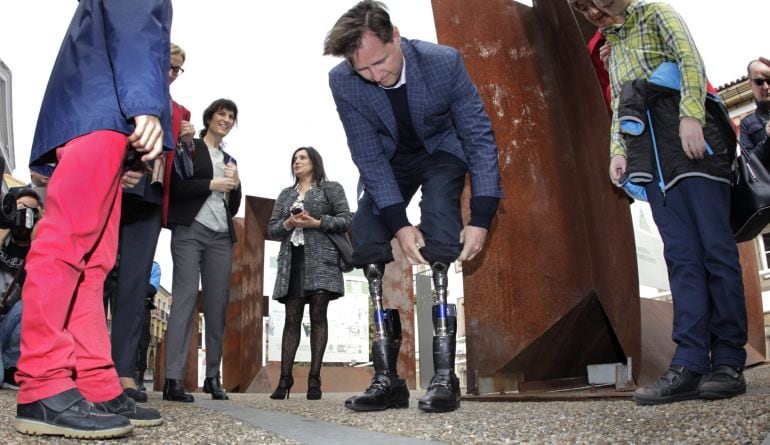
[329,38,503,210]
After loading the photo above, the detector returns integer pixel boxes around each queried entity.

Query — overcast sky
[0,0,766,289]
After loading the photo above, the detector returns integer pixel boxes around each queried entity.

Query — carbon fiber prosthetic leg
[418,261,461,412]
[344,264,410,411]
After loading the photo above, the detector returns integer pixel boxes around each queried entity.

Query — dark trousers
[352,150,467,265]
[110,194,162,377]
[645,176,747,374]
[135,305,152,376]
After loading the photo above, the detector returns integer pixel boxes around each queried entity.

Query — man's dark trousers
[645,176,747,374]
[351,150,467,265]
[111,189,163,378]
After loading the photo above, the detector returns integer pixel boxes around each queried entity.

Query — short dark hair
[200,98,238,137]
[291,146,328,186]
[13,188,43,209]
[323,0,394,62]
[747,60,757,76]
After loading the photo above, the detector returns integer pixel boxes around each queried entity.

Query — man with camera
[0,189,44,389]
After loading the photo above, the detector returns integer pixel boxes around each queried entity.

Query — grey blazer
[268,181,352,300]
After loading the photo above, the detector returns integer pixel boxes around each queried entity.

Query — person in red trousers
[14,0,171,439]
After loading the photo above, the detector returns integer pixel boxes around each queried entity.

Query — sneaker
[3,367,19,390]
[15,388,134,439]
[123,387,148,403]
[700,365,746,400]
[92,392,163,427]
[633,365,702,405]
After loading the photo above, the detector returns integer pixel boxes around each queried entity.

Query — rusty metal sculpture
[431,0,764,394]
[432,0,641,393]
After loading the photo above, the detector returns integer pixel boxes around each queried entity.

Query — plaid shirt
[604,0,707,157]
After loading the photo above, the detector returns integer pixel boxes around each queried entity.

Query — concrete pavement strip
[195,398,449,445]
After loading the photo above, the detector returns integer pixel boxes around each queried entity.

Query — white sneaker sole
[15,417,134,439]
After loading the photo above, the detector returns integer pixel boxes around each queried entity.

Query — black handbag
[326,231,354,273]
[731,144,770,242]
[320,184,354,272]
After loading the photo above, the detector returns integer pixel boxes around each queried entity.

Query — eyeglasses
[170,65,185,75]
[752,78,770,87]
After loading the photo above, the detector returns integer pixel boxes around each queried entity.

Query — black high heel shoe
[270,375,294,400]
[307,374,322,400]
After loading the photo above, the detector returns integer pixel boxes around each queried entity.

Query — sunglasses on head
[752,78,770,87]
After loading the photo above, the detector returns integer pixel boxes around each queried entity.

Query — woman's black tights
[279,293,330,377]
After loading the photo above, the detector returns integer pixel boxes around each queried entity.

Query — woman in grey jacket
[268,147,352,400]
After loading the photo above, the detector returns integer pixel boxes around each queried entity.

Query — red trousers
[17,131,126,404]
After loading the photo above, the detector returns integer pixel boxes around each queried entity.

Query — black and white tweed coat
[268,181,352,300]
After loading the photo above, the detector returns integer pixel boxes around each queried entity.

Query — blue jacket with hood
[29,0,174,168]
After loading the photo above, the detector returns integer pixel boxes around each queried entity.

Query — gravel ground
[229,364,770,445]
[0,392,297,445]
[0,365,768,444]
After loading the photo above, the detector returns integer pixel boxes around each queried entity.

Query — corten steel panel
[384,239,417,389]
[152,298,201,392]
[738,241,767,364]
[432,0,640,392]
[223,196,273,392]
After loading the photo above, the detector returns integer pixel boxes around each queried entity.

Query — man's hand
[128,115,163,162]
[609,154,627,185]
[457,225,488,262]
[210,177,237,192]
[395,226,427,265]
[121,170,144,189]
[680,116,706,160]
[759,57,770,68]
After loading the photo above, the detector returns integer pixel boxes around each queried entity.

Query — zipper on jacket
[646,110,667,205]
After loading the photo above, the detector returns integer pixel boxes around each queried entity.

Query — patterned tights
[279,293,330,377]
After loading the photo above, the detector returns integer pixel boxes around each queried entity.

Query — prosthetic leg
[344,264,410,411]
[418,261,461,412]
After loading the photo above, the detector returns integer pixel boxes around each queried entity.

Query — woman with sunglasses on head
[268,146,351,400]
[163,98,242,403]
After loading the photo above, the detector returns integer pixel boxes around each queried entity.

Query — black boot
[203,375,229,400]
[419,304,461,413]
[307,374,322,400]
[162,378,194,403]
[345,309,409,411]
[270,375,294,400]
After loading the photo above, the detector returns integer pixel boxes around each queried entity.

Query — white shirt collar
[379,56,407,90]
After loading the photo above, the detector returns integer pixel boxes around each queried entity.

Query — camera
[0,193,18,230]
[290,206,303,215]
[0,192,41,231]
